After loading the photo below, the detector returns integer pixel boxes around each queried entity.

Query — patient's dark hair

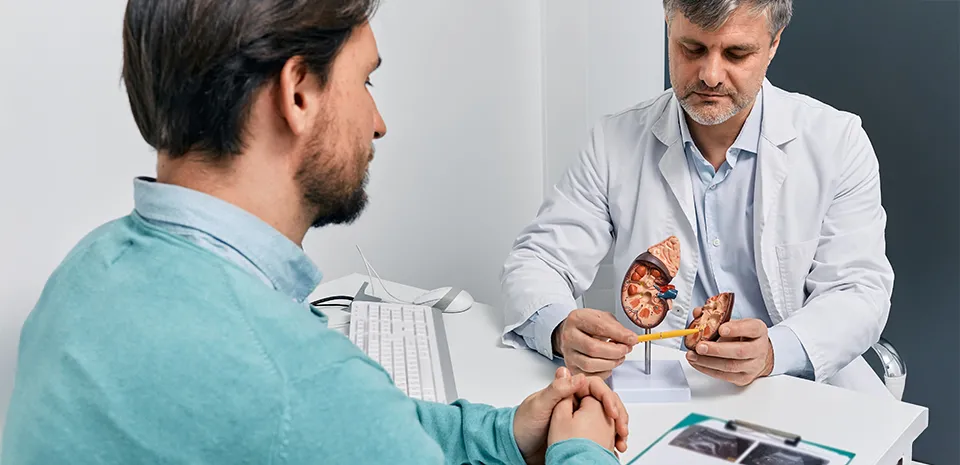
[121,0,380,159]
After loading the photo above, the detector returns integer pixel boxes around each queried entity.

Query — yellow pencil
[636,328,701,343]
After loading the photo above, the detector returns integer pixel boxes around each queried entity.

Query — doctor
[500,0,894,388]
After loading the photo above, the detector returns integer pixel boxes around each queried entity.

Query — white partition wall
[303,0,546,308]
[0,0,666,435]
[542,1,666,189]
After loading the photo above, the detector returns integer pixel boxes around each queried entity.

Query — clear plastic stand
[607,328,691,403]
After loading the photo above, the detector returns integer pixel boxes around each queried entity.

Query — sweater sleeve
[546,439,620,465]
[414,399,527,465]
[280,353,528,465]
[415,400,622,465]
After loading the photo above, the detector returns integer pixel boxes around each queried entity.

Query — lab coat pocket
[775,238,820,315]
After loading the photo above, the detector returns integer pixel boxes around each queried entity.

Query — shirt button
[712,238,721,247]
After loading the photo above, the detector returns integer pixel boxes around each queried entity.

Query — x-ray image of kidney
[741,443,828,465]
[668,425,755,461]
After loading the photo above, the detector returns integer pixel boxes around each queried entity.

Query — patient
[0,1,628,464]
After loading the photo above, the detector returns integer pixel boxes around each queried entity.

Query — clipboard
[626,413,855,465]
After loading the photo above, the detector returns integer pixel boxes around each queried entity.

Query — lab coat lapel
[652,97,697,238]
[754,80,798,322]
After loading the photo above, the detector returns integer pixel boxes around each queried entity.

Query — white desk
[311,274,928,465]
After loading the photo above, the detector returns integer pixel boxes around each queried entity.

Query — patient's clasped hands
[513,367,628,465]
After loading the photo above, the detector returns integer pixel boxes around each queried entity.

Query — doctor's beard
[677,81,754,126]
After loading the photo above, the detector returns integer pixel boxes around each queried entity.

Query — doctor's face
[667,6,782,126]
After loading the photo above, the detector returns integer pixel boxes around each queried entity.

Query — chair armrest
[870,337,907,400]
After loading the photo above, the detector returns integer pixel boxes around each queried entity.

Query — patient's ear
[276,57,323,137]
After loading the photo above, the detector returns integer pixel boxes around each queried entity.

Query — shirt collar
[678,86,764,165]
[133,177,323,302]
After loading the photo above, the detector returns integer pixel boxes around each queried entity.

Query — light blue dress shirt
[515,89,814,379]
[678,89,813,378]
[133,177,324,303]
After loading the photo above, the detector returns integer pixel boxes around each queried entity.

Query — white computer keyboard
[348,300,457,403]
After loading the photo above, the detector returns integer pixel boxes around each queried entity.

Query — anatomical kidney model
[620,236,681,329]
[683,292,735,350]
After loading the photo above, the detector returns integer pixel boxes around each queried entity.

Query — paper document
[626,413,854,465]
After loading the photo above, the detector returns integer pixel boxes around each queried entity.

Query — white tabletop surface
[311,273,928,465]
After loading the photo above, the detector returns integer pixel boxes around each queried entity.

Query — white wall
[0,0,665,436]
[304,0,545,309]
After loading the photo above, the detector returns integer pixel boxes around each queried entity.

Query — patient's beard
[296,125,372,229]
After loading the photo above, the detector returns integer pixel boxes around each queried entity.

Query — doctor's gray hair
[663,0,792,39]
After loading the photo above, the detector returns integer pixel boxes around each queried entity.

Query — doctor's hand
[685,315,774,387]
[551,309,638,379]
[514,367,629,465]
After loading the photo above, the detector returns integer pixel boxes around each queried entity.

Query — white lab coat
[501,79,894,390]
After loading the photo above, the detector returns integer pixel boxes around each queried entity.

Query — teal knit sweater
[2,215,617,464]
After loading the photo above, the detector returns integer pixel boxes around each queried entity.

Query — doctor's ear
[768,29,784,61]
